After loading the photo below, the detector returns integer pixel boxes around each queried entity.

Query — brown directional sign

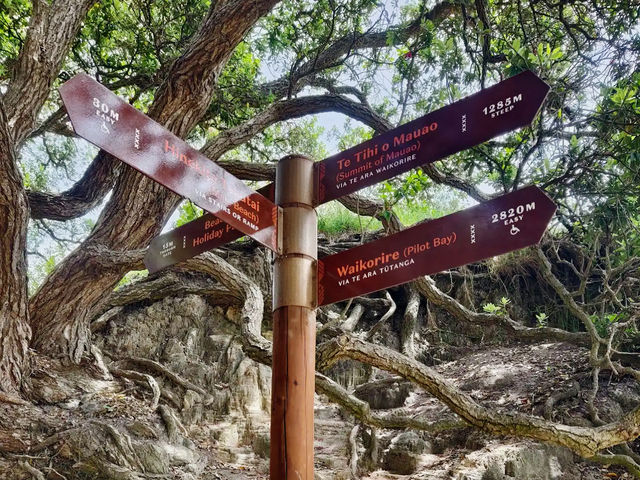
[59,74,279,252]
[317,186,556,305]
[317,70,550,204]
[144,183,275,273]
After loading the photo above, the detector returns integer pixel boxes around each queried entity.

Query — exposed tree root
[413,276,589,345]
[19,426,81,454]
[347,424,359,479]
[103,247,640,477]
[109,366,161,410]
[18,460,46,480]
[342,304,365,332]
[544,380,580,420]
[401,286,420,358]
[590,453,640,477]
[315,373,463,433]
[158,405,187,443]
[90,344,112,380]
[365,292,396,340]
[121,356,210,400]
[0,392,30,406]
[318,302,363,335]
[98,422,146,473]
[317,333,640,458]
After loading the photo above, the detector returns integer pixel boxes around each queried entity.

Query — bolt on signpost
[61,70,552,480]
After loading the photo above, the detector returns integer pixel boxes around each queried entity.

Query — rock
[384,449,420,475]
[383,432,430,475]
[354,378,411,409]
[610,383,640,412]
[126,421,158,439]
[135,443,170,474]
[453,441,574,480]
[595,397,624,423]
[394,431,430,454]
[215,422,239,447]
[252,433,270,459]
[182,390,203,425]
[482,464,509,480]
[432,428,473,453]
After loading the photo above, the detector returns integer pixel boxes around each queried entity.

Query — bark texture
[3,0,97,145]
[0,100,31,394]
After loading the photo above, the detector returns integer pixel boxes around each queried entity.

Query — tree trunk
[0,99,31,394]
[401,286,420,358]
[29,0,281,361]
[3,0,97,145]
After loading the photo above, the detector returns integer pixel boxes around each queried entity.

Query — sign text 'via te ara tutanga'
[317,186,556,305]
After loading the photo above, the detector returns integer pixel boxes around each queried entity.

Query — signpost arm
[271,155,317,480]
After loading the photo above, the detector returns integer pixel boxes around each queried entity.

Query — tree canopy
[1,0,640,477]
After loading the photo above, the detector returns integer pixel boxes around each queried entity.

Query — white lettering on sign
[482,93,522,118]
[461,114,467,132]
[92,97,119,125]
[134,128,140,150]
[470,224,476,244]
[491,202,536,224]
[160,240,175,258]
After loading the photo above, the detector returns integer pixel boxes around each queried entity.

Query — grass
[393,201,451,226]
[317,196,464,238]
[317,203,382,237]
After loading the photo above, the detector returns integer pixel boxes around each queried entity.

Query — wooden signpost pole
[271,155,317,479]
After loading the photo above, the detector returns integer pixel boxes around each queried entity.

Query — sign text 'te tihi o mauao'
[316,70,550,204]
[144,184,275,273]
[59,74,279,252]
[317,186,556,305]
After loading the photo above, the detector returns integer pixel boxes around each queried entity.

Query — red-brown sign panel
[317,186,556,305]
[145,184,275,273]
[59,74,279,252]
[317,70,550,204]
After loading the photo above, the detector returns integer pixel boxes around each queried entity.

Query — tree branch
[3,0,98,144]
[413,275,589,346]
[259,1,458,100]
[28,151,120,220]
[202,94,392,160]
[316,333,640,458]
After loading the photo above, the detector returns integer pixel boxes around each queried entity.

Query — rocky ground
[1,291,637,479]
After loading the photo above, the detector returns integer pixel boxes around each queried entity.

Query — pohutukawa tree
[1,0,639,477]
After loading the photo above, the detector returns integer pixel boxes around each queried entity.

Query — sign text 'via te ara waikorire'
[317,70,550,204]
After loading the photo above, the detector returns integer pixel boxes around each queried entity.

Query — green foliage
[70,0,210,80]
[0,0,30,79]
[380,168,430,206]
[590,313,627,338]
[536,312,548,328]
[116,270,149,290]
[317,203,381,237]
[483,297,511,315]
[175,201,203,228]
[10,0,640,345]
